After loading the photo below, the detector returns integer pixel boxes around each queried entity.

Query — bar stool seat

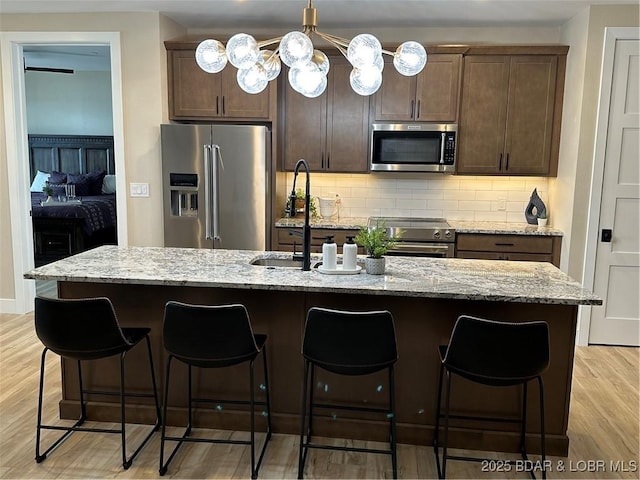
[298,307,398,479]
[433,315,550,479]
[34,296,161,469]
[159,301,271,479]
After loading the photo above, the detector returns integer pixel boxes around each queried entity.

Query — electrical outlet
[130,182,149,197]
[497,198,507,211]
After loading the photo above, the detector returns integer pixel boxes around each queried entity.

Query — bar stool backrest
[303,307,398,376]
[443,315,550,385]
[34,296,130,360]
[163,301,259,367]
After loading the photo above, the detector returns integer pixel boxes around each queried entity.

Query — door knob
[601,229,612,242]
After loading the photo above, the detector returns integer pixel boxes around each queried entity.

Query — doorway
[1,31,128,314]
[581,27,640,346]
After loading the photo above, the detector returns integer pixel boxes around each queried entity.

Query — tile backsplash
[285,172,549,223]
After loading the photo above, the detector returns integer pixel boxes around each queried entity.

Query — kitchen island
[25,246,600,456]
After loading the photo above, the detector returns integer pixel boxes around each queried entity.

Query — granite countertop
[25,245,599,305]
[275,218,562,236]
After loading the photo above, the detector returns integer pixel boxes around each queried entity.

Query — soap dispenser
[343,235,358,271]
[322,235,337,270]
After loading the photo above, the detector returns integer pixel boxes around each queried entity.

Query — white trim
[0,298,18,314]
[579,26,640,346]
[0,31,127,314]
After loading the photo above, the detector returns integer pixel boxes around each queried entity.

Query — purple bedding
[31,192,117,235]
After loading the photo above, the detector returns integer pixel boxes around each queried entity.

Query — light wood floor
[1,312,638,479]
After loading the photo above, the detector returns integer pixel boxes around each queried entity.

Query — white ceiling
[2,0,639,29]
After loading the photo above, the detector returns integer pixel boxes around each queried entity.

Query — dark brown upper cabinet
[373,53,462,123]
[456,49,567,176]
[167,48,272,121]
[282,56,369,172]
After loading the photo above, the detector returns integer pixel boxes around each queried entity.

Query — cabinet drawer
[456,251,553,263]
[456,234,554,254]
[277,228,359,245]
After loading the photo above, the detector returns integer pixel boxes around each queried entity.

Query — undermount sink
[250,257,304,268]
[249,255,321,269]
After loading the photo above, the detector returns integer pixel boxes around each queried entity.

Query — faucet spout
[289,159,311,271]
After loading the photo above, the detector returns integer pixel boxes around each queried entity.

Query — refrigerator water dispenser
[169,173,198,217]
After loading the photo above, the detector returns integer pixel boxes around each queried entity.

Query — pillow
[66,173,91,197]
[102,174,117,194]
[48,171,67,196]
[30,170,50,192]
[87,170,107,195]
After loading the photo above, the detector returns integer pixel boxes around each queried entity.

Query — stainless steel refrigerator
[161,124,271,250]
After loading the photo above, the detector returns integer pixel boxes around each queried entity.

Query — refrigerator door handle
[212,144,222,242]
[204,144,214,240]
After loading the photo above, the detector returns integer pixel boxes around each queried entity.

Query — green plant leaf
[354,221,401,258]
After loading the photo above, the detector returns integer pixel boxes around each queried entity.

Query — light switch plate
[130,182,149,197]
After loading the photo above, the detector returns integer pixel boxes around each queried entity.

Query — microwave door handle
[440,132,446,164]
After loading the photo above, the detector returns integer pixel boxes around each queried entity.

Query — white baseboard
[0,297,18,314]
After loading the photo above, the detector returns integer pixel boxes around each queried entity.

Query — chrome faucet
[288,159,311,271]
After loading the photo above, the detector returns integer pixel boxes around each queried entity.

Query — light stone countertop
[275,218,562,236]
[25,245,599,305]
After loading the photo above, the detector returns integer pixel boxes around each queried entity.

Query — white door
[589,38,640,346]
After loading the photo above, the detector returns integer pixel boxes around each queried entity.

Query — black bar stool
[159,301,271,479]
[34,296,161,469]
[298,307,398,479]
[433,315,550,479]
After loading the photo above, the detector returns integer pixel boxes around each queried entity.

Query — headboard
[28,134,115,181]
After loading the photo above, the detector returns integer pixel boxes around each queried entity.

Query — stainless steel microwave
[370,123,457,173]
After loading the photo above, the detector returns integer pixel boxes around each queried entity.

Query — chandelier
[194,0,427,98]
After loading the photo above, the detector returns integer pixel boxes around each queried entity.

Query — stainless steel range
[367,217,456,257]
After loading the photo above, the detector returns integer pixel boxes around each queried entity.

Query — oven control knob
[445,230,452,238]
[433,229,441,239]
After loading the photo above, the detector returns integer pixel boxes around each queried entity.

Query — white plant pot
[365,257,385,275]
[537,218,548,227]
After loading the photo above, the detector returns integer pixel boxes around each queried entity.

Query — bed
[29,134,118,266]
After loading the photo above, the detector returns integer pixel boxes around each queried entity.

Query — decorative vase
[537,218,548,227]
[365,256,385,275]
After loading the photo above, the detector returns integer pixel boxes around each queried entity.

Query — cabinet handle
[216,96,220,115]
[321,152,324,169]
[495,242,515,247]
[416,100,421,119]
[505,153,509,171]
[410,100,415,119]
[327,153,330,169]
[222,96,226,115]
[498,153,503,171]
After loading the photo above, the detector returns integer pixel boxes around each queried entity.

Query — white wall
[25,70,113,135]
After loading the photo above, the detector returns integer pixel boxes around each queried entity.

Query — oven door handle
[387,243,454,257]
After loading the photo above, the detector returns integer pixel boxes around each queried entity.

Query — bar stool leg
[389,365,398,479]
[521,382,528,458]
[441,370,453,479]
[297,360,311,479]
[120,352,129,469]
[538,377,547,480]
[433,362,445,477]
[35,348,49,463]
[308,363,316,439]
[250,359,257,479]
[159,355,174,475]
[144,334,162,428]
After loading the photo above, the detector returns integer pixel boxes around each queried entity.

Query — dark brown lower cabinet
[455,233,561,267]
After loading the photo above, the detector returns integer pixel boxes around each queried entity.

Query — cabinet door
[415,54,461,122]
[325,57,370,172]
[373,60,416,121]
[169,50,221,119]
[220,67,271,119]
[456,56,510,174]
[282,75,326,171]
[503,56,557,175]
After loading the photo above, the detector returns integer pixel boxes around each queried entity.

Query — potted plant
[286,189,319,219]
[537,207,548,227]
[42,182,54,203]
[355,221,399,275]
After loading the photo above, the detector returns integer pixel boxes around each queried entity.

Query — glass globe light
[237,63,269,94]
[393,41,427,76]
[289,64,327,98]
[311,50,330,75]
[373,54,384,72]
[279,31,313,68]
[226,33,260,69]
[347,34,382,69]
[195,39,227,73]
[258,50,281,81]
[350,66,382,96]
